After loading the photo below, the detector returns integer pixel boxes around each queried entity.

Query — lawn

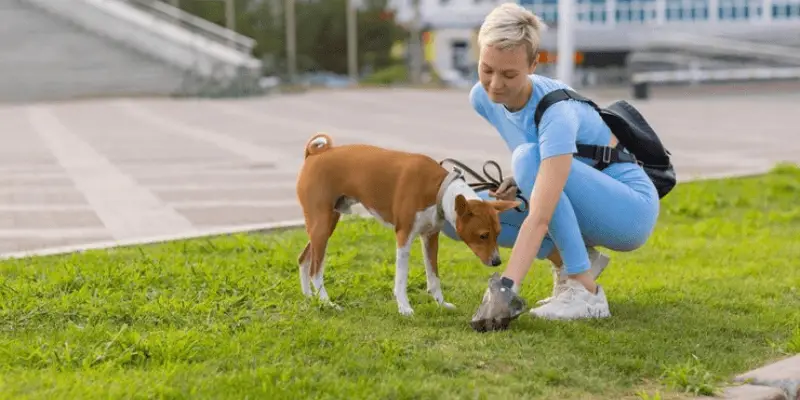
[1,164,799,399]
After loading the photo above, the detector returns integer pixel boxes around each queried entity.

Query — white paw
[398,305,415,316]
[430,289,454,310]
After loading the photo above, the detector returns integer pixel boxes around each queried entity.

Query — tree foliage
[175,0,405,77]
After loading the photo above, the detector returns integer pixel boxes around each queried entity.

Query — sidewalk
[0,87,798,255]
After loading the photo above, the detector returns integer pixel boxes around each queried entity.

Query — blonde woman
[457,3,660,331]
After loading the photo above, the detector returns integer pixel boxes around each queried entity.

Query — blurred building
[388,0,800,88]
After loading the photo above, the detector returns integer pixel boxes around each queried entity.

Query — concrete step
[0,0,186,103]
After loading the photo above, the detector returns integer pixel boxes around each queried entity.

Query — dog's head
[453,194,520,267]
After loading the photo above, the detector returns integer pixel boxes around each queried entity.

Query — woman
[441,3,661,331]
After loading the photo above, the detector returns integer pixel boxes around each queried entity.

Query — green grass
[1,164,799,399]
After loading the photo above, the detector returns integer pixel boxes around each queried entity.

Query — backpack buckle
[601,146,612,164]
[592,146,614,166]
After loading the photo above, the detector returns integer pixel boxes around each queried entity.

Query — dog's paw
[398,305,415,316]
[433,295,456,310]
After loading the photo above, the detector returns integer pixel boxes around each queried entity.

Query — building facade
[388,0,800,85]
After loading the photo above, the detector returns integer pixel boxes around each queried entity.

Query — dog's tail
[304,133,333,159]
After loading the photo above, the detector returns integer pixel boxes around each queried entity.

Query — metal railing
[632,66,800,83]
[627,36,800,94]
[627,51,756,69]
[629,65,800,99]
[625,51,769,84]
[125,0,257,55]
[644,32,800,65]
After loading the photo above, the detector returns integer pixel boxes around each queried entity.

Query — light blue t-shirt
[469,74,613,166]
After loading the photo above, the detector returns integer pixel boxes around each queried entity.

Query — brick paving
[0,85,798,254]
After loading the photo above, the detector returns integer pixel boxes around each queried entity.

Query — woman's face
[478,44,536,108]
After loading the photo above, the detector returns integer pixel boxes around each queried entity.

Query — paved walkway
[0,86,798,255]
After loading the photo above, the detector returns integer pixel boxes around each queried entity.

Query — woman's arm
[501,101,579,285]
[502,153,572,284]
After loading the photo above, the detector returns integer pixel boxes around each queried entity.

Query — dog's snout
[489,248,501,267]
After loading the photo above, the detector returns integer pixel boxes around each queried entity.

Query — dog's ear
[490,200,521,213]
[455,194,470,217]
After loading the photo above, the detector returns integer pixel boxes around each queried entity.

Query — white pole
[656,0,666,24]
[347,0,358,83]
[224,0,235,47]
[605,0,616,27]
[409,0,423,85]
[556,0,576,86]
[286,0,297,82]
[763,0,772,22]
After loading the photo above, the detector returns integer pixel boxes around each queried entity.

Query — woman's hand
[489,177,518,201]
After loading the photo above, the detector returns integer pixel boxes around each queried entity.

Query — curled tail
[304,133,333,159]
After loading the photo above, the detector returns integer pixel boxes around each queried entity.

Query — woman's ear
[528,54,539,74]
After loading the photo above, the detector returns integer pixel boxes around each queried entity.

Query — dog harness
[435,169,464,220]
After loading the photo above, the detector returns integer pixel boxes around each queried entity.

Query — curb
[708,384,790,400]
[700,355,800,400]
[732,354,800,400]
[0,219,307,261]
[0,205,376,261]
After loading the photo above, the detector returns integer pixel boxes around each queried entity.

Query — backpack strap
[534,88,601,125]
[533,88,638,170]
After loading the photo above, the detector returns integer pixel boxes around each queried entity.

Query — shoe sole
[530,308,612,321]
[530,297,612,321]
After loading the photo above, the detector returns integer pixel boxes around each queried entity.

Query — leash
[438,158,529,213]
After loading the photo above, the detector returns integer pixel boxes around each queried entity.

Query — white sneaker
[536,263,568,306]
[536,247,610,306]
[529,279,611,320]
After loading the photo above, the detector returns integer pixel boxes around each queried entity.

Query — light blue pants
[441,142,661,275]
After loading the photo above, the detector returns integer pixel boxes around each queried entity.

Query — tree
[174,0,403,77]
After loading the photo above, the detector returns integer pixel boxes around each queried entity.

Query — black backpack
[533,88,677,199]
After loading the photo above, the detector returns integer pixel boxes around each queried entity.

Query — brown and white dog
[295,133,520,316]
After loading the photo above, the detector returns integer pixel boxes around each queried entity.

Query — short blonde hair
[477,3,544,64]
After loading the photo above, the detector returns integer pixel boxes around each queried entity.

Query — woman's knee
[558,162,660,252]
[605,235,649,253]
[608,216,659,252]
[583,204,659,252]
